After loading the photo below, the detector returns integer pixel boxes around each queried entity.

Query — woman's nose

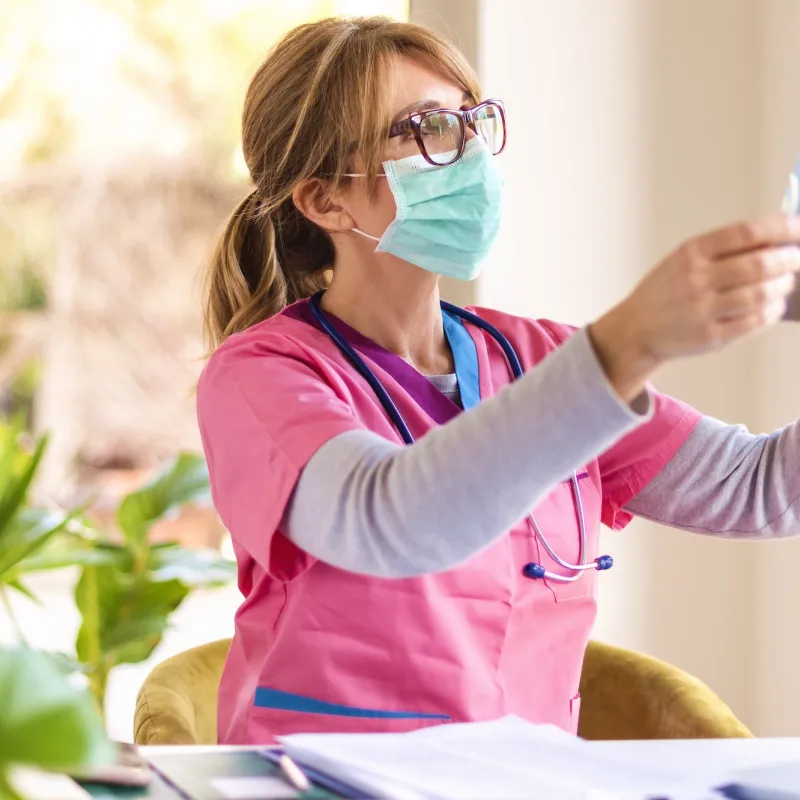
[465,125,480,142]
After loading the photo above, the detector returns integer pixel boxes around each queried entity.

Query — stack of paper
[590,739,800,799]
[279,715,721,799]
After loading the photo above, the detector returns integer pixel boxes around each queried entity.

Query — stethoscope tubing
[309,291,612,583]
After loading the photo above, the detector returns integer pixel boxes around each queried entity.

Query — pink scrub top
[197,300,702,745]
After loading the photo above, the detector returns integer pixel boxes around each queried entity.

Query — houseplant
[0,419,82,638]
[72,451,236,712]
[0,418,235,716]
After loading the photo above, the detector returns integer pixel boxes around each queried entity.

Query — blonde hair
[202,16,480,351]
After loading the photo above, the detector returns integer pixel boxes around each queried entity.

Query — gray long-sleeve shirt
[285,328,800,578]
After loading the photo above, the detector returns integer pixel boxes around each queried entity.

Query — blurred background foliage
[0,0,407,746]
[0,0,407,505]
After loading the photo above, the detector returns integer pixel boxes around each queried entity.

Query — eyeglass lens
[419,103,504,165]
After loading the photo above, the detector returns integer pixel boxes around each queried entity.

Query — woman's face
[343,56,472,239]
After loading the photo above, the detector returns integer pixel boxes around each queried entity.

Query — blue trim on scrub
[441,310,481,411]
[253,688,450,719]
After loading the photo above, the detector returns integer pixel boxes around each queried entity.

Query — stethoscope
[309,291,613,583]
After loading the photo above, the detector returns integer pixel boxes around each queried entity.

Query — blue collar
[441,309,481,411]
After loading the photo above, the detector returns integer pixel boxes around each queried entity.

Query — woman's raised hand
[590,215,800,402]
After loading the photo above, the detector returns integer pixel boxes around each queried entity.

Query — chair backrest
[578,640,752,739]
[134,638,752,745]
[134,639,230,745]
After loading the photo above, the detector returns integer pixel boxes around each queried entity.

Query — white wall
[751,0,800,737]
[412,0,800,734]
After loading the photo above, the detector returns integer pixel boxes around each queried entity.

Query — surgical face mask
[349,137,503,281]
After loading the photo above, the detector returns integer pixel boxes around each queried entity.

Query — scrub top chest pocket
[249,693,451,742]
[523,470,604,602]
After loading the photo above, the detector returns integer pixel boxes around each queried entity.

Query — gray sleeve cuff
[571,327,653,424]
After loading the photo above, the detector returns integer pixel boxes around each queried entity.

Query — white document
[278,715,718,799]
[729,760,800,799]
[591,738,800,795]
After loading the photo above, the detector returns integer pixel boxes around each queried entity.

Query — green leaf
[0,508,73,579]
[0,419,24,491]
[110,636,164,667]
[74,567,119,671]
[115,452,211,551]
[105,578,189,666]
[103,615,170,652]
[6,578,39,605]
[12,535,125,577]
[0,648,111,773]
[0,429,47,542]
[149,545,236,586]
[76,567,190,670]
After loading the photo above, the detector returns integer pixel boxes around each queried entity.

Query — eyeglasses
[388,99,507,167]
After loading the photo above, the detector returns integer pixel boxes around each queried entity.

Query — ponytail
[203,190,331,352]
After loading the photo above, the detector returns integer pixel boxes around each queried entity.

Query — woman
[198,16,800,745]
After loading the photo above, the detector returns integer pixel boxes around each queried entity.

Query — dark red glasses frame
[388,98,507,166]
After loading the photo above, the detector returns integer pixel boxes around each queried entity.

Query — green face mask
[351,137,504,281]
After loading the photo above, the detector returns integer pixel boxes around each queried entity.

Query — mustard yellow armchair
[577,640,750,740]
[133,638,751,745]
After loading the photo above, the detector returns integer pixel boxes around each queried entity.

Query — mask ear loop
[343,164,394,242]
[351,227,381,242]
[343,172,388,242]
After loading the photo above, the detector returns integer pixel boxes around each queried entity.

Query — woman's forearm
[627,415,800,537]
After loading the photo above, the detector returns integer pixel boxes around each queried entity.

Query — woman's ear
[292,178,354,234]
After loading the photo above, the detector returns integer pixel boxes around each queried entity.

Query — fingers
[695,215,800,260]
[713,273,795,319]
[709,246,800,291]
[714,298,787,341]
[630,218,800,364]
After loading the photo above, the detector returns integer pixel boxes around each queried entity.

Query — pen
[279,753,311,794]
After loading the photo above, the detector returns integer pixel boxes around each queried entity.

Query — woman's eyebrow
[391,92,473,123]
[391,99,441,123]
